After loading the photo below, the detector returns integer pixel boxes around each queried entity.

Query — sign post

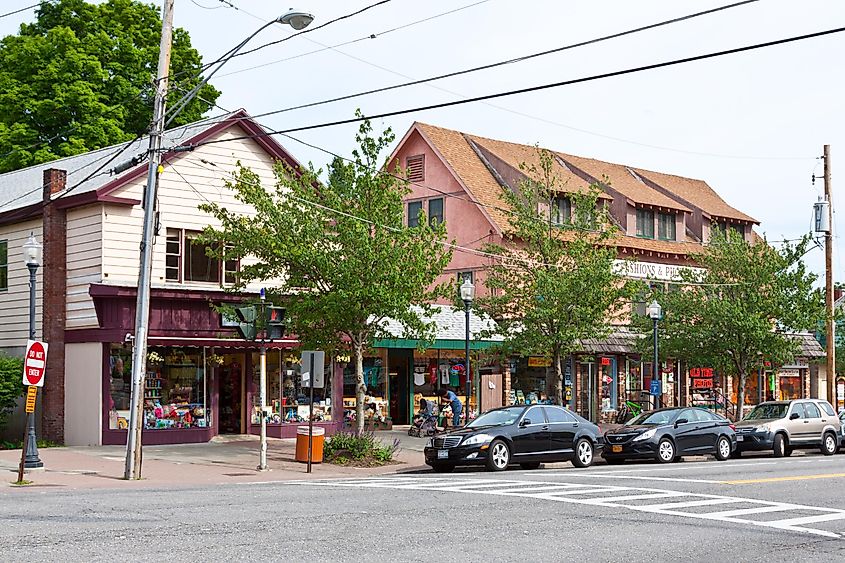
[18,340,47,482]
[300,351,324,474]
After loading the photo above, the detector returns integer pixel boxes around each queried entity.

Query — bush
[0,353,23,429]
[323,432,398,466]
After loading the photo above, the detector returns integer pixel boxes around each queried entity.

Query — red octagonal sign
[23,340,48,387]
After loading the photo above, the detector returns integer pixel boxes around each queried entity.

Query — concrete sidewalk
[0,433,430,491]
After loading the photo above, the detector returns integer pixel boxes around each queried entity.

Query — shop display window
[342,357,386,420]
[108,345,208,430]
[508,357,553,405]
[251,351,332,424]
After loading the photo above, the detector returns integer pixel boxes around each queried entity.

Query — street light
[277,9,314,30]
[460,277,475,426]
[22,233,43,469]
[646,299,662,410]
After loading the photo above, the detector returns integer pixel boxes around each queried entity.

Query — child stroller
[408,410,438,437]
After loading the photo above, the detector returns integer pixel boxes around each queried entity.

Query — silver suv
[733,399,841,457]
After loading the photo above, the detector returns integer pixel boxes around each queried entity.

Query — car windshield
[467,407,524,428]
[745,403,788,420]
[626,410,675,426]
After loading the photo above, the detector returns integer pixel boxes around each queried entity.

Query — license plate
[736,435,744,442]
[612,445,623,453]
[437,450,448,459]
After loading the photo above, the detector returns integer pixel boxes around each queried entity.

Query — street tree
[200,118,452,433]
[637,231,823,417]
[478,147,634,406]
[0,0,220,172]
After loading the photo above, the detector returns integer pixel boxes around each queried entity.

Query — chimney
[42,168,67,201]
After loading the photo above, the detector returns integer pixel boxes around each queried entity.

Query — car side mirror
[789,413,800,420]
[520,418,531,427]
[675,418,688,427]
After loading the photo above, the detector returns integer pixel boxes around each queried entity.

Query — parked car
[603,407,736,464]
[423,404,603,473]
[840,410,845,451]
[733,400,841,457]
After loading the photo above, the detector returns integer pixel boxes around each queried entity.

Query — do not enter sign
[23,340,48,387]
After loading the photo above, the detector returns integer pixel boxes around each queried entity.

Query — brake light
[729,424,736,431]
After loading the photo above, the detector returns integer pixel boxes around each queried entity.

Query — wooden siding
[103,128,284,292]
[0,219,43,350]
[66,205,103,329]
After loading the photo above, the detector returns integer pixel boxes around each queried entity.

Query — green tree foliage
[478,147,634,406]
[634,231,823,418]
[0,353,24,428]
[0,0,221,172]
[200,118,452,433]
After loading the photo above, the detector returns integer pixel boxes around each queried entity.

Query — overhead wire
[0,3,40,20]
[172,25,845,150]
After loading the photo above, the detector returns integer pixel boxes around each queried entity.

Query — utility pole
[824,145,836,408]
[124,0,175,481]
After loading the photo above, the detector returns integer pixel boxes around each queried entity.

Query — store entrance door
[218,353,245,434]
[389,350,412,425]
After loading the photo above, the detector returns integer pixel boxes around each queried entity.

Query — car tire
[486,439,511,472]
[430,463,455,473]
[773,433,787,458]
[656,438,676,464]
[572,439,594,468]
[714,436,732,461]
[520,462,541,470]
[822,432,838,456]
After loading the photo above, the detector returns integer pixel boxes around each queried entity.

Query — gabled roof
[633,167,757,224]
[0,109,301,223]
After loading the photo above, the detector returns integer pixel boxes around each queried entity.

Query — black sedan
[603,407,736,464]
[423,404,604,472]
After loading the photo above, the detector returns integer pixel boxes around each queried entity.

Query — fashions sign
[613,260,705,282]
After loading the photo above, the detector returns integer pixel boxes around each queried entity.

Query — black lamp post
[23,233,43,469]
[646,299,663,410]
[460,277,475,426]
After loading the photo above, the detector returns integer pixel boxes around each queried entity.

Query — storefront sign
[600,357,611,366]
[689,367,713,378]
[23,340,48,387]
[649,380,662,396]
[692,378,714,389]
[528,356,552,368]
[24,385,37,413]
[613,260,705,282]
[778,369,800,378]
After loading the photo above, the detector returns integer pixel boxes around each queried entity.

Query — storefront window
[509,357,553,405]
[779,369,802,400]
[108,345,208,430]
[343,357,386,422]
[252,351,332,424]
[599,359,617,412]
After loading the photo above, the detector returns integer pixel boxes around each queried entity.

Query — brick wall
[41,168,67,443]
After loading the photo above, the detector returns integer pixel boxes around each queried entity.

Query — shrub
[323,432,398,466]
[0,353,23,429]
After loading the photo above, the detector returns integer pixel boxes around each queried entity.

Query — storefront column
[503,363,512,406]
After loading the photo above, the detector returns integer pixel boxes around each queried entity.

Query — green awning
[373,338,499,350]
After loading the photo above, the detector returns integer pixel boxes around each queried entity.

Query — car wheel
[714,436,731,461]
[572,439,594,468]
[656,438,675,464]
[822,432,838,456]
[486,439,511,472]
[520,462,541,470]
[430,463,455,473]
[773,433,787,458]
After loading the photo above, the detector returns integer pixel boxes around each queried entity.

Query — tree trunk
[354,341,365,435]
[554,347,563,405]
[735,370,747,422]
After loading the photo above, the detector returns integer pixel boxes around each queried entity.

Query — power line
[0,3,40,19]
[174,25,845,150]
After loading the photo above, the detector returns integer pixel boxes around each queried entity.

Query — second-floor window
[0,240,7,291]
[551,195,571,225]
[636,208,654,239]
[428,198,444,225]
[407,200,423,228]
[713,220,745,239]
[657,212,676,241]
[166,229,239,285]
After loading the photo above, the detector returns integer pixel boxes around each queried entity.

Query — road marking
[559,474,723,484]
[722,473,845,484]
[303,476,845,539]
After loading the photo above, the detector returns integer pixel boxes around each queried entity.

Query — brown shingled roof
[559,153,691,212]
[633,168,757,223]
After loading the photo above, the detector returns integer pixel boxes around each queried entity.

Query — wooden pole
[825,145,836,407]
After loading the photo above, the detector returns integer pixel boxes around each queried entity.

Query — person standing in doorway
[438,388,463,428]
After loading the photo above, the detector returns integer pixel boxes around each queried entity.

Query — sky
[2,0,844,282]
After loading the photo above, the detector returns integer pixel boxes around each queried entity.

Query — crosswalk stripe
[768,512,845,527]
[705,505,796,518]
[587,492,685,503]
[643,498,739,510]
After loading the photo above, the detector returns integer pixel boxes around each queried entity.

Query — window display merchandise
[251,351,332,425]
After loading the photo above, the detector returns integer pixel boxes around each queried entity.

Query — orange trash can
[295,426,325,463]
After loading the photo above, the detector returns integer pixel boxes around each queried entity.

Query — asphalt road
[3,451,845,562]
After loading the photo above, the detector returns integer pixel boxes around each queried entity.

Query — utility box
[814,199,830,233]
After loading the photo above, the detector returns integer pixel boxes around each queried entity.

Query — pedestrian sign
[649,379,662,396]
[23,340,48,387]
[24,386,37,413]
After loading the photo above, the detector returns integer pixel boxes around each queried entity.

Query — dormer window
[636,208,654,239]
[657,212,676,241]
[713,220,745,240]
[551,195,571,225]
